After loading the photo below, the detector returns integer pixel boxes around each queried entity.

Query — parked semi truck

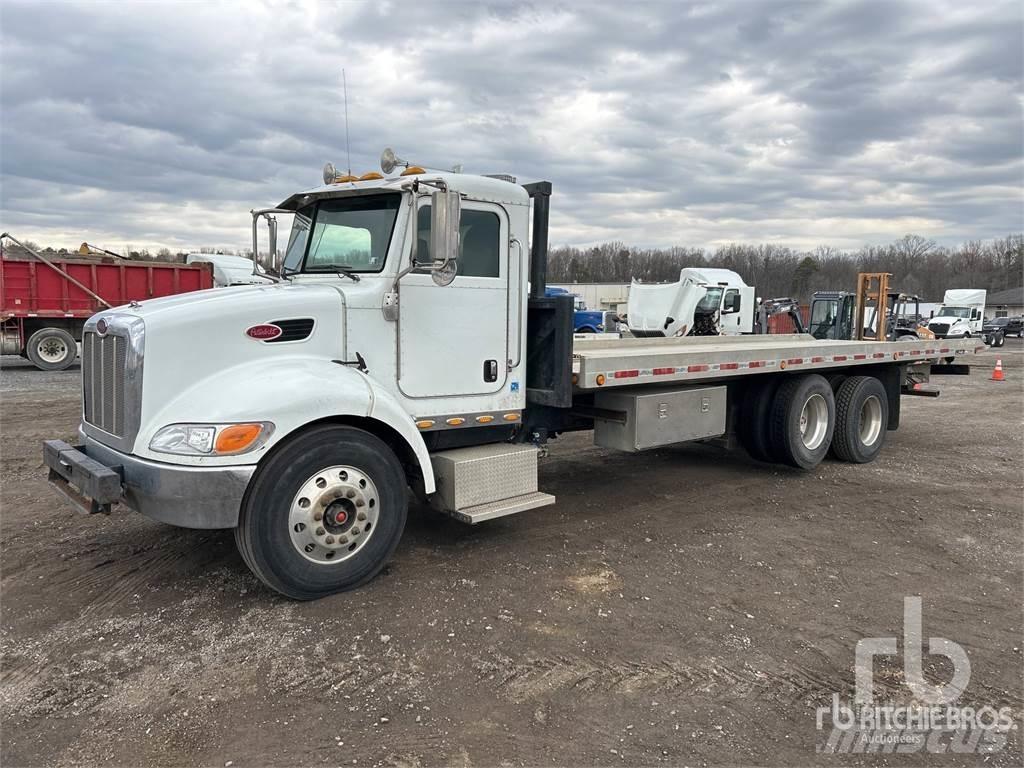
[627,268,754,337]
[1,235,214,370]
[43,153,986,599]
[927,289,987,340]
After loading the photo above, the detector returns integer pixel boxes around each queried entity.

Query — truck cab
[627,268,754,337]
[544,286,618,334]
[927,289,987,339]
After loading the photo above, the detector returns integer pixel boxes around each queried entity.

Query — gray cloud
[1,0,1021,253]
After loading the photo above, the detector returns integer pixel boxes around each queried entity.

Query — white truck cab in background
[186,253,276,287]
[927,289,987,339]
[627,268,754,337]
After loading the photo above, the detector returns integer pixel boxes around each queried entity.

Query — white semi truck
[927,289,987,339]
[44,152,986,599]
[627,268,755,337]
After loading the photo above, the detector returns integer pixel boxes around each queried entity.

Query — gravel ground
[1,344,1022,767]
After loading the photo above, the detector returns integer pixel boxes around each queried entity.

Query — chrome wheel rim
[288,465,379,565]
[859,395,883,447]
[37,336,68,362]
[799,393,829,450]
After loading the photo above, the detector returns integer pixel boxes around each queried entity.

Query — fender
[135,357,435,492]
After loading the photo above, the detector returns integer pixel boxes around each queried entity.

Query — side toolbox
[593,385,727,452]
[430,444,555,524]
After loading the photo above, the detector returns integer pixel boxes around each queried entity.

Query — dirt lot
[2,344,1022,767]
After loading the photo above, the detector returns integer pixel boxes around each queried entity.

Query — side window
[417,206,501,278]
[723,288,740,312]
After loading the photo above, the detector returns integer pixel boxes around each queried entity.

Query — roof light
[400,166,426,176]
[359,172,383,181]
[323,162,358,184]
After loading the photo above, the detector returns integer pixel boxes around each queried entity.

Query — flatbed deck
[571,334,985,390]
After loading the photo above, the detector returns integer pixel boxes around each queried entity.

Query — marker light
[400,166,426,176]
[215,424,266,454]
[359,172,384,181]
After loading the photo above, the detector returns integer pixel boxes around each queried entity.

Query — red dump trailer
[1,236,213,370]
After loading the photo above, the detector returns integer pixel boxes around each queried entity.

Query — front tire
[769,374,836,470]
[26,327,77,370]
[830,376,889,464]
[235,425,408,600]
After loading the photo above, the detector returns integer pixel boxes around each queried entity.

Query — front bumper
[43,436,255,529]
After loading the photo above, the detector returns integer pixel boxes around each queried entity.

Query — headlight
[150,422,274,456]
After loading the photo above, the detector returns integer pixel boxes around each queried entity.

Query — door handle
[483,360,498,382]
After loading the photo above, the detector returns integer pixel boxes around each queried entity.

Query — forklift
[807,273,933,343]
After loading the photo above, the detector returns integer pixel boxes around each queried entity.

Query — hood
[91,284,348,451]
[929,315,970,325]
[628,278,702,335]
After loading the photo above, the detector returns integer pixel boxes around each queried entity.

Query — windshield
[936,306,970,319]
[695,287,723,313]
[298,194,401,273]
[988,317,1008,326]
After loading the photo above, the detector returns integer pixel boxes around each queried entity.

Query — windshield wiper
[312,265,361,282]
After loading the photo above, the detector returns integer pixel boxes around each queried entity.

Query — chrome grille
[83,331,128,437]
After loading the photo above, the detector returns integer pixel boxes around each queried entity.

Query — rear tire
[830,376,889,464]
[235,425,408,600]
[768,374,835,470]
[738,378,780,463]
[26,327,77,370]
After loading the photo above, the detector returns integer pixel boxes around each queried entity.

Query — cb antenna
[343,68,352,176]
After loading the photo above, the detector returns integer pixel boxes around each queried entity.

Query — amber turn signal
[215,424,265,454]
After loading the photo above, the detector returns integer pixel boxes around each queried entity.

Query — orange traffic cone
[991,358,1005,382]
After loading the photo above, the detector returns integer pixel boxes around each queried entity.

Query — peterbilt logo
[245,323,282,341]
[96,318,109,335]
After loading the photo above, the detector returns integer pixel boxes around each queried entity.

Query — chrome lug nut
[316,527,326,536]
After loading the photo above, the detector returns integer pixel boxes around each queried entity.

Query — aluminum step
[449,491,556,524]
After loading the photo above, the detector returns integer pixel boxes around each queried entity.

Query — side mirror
[267,216,279,273]
[429,189,460,286]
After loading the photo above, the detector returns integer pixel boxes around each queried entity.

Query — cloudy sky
[1,0,1021,253]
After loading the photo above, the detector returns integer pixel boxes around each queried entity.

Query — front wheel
[235,425,408,600]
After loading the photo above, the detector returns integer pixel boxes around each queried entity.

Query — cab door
[398,201,509,399]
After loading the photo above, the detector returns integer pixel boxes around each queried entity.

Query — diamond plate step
[449,491,556,524]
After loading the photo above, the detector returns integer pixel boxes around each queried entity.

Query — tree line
[9,232,1022,303]
[548,233,1024,302]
